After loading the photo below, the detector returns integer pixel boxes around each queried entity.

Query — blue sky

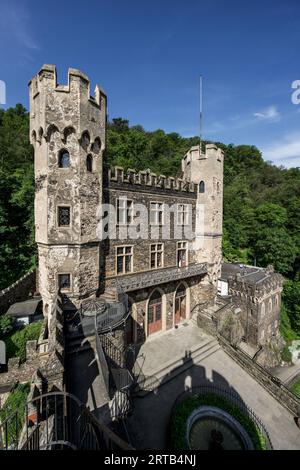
[1,0,300,167]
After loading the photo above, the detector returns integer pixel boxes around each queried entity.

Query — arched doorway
[174,284,186,325]
[148,290,162,336]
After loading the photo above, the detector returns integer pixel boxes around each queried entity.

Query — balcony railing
[115,263,207,293]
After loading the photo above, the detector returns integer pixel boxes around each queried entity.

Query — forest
[0,106,299,343]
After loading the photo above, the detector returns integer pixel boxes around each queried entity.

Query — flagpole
[199,75,203,155]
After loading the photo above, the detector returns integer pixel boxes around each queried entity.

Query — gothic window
[86,154,93,172]
[150,243,164,269]
[150,202,163,225]
[81,131,90,150]
[58,149,70,168]
[58,207,70,226]
[58,273,71,290]
[199,181,205,193]
[177,241,188,267]
[116,246,133,274]
[92,137,101,154]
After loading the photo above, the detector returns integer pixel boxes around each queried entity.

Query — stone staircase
[133,336,220,397]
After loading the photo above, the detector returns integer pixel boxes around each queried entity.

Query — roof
[220,263,272,285]
[6,298,42,317]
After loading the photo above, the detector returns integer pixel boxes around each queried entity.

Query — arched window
[92,137,101,154]
[81,131,90,150]
[148,290,162,335]
[58,149,70,168]
[199,181,205,193]
[86,154,93,172]
[175,284,186,325]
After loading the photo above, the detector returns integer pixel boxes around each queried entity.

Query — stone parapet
[0,269,37,316]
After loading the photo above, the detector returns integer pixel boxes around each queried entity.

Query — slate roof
[6,298,42,317]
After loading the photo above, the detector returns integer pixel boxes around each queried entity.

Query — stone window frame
[150,243,164,269]
[150,201,164,226]
[116,244,134,275]
[177,240,188,267]
[57,205,71,228]
[176,203,189,226]
[57,273,72,292]
[116,197,134,225]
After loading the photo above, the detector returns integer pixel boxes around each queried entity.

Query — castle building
[29,65,223,341]
[28,65,281,349]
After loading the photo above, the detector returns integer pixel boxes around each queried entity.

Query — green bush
[290,378,300,398]
[281,345,292,364]
[0,382,30,447]
[0,315,13,338]
[170,393,268,450]
[5,321,43,362]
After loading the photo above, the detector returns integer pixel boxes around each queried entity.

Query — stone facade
[29,65,106,317]
[221,264,283,347]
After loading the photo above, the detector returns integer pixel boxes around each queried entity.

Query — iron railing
[170,383,273,450]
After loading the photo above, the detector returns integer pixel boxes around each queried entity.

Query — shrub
[5,321,43,362]
[290,378,300,398]
[0,382,30,448]
[170,393,268,450]
[281,345,292,364]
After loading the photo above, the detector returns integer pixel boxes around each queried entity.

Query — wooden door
[148,292,162,335]
[174,286,186,325]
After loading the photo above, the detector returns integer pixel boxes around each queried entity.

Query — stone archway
[174,282,190,326]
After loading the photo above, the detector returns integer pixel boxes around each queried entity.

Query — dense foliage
[4,320,43,362]
[0,108,300,338]
[170,393,268,450]
[0,382,30,447]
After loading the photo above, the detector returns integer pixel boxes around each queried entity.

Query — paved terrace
[128,323,300,450]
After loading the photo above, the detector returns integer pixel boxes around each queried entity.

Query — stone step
[133,338,220,397]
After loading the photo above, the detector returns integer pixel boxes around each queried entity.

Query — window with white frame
[116,246,133,274]
[177,241,188,267]
[177,204,189,225]
[117,198,133,225]
[150,243,164,269]
[150,202,163,225]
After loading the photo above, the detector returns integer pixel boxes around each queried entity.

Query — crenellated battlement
[108,166,197,193]
[181,143,224,174]
[29,64,106,107]
[29,65,107,146]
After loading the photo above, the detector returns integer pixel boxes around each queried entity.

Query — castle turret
[181,143,224,287]
[29,65,106,317]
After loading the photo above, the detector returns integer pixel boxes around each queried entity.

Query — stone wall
[103,184,197,279]
[0,270,37,316]
[219,335,300,416]
[227,269,283,346]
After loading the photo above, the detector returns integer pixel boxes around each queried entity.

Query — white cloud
[254,105,280,121]
[262,132,300,168]
[0,2,39,52]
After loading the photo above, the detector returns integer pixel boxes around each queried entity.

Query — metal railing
[170,383,273,450]
[0,391,133,450]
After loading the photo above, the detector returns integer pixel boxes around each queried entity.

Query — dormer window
[199,181,205,193]
[59,149,70,168]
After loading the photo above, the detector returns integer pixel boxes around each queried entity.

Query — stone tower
[181,143,224,287]
[29,65,106,317]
